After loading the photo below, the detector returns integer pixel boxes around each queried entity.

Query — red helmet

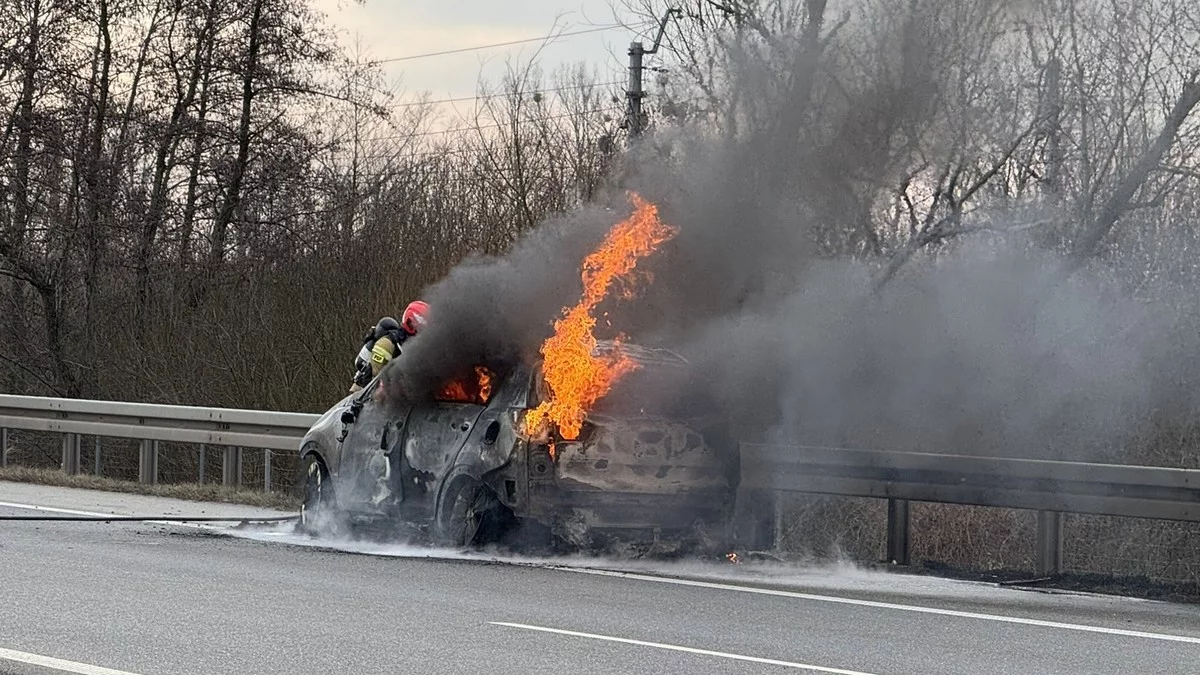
[401,300,429,335]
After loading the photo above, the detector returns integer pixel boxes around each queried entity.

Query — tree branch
[1069,73,1200,265]
[873,118,1044,292]
[0,351,65,396]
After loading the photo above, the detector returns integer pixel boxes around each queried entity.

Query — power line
[364,106,623,142]
[331,90,708,146]
[367,23,651,65]
[324,138,610,165]
[316,107,623,150]
[388,80,625,109]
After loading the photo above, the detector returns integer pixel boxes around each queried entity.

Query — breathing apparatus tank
[352,316,401,387]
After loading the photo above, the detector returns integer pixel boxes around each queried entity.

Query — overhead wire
[320,90,709,164]
[342,88,708,147]
[387,79,625,109]
[359,106,624,142]
[365,23,652,65]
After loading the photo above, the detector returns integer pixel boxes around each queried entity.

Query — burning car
[295,342,738,556]
[297,192,736,555]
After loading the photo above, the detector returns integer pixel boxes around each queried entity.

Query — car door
[337,381,411,506]
[399,378,490,515]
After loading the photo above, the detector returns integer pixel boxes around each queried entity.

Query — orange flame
[522,193,677,440]
[437,365,495,405]
[476,366,493,403]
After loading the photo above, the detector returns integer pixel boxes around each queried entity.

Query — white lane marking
[0,501,113,517]
[491,622,879,674]
[0,646,144,675]
[0,500,220,531]
[551,567,1200,645]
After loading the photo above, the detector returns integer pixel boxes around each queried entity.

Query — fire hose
[0,514,297,523]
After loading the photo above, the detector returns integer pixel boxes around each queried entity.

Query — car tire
[437,477,504,549]
[298,450,343,538]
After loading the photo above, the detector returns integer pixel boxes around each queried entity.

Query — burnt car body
[296,343,738,555]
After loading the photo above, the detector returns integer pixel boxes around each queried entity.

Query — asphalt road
[1,482,1198,674]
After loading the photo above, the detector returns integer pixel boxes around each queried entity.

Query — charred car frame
[296,343,738,555]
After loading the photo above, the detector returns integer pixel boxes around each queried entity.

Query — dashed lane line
[0,500,220,531]
[552,567,1200,645]
[490,622,881,674]
[0,647,144,675]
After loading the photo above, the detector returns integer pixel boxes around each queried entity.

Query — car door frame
[334,376,414,510]
[429,364,535,515]
[401,396,489,512]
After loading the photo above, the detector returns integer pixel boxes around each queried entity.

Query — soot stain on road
[217,518,904,589]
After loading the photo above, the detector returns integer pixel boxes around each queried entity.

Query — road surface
[1,481,1197,674]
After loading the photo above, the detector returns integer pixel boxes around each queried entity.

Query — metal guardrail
[739,442,1200,575]
[3,395,1199,576]
[0,395,319,489]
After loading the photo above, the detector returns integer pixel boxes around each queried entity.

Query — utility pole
[626,8,681,138]
[626,42,645,137]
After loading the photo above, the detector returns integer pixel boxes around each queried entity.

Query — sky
[310,0,657,110]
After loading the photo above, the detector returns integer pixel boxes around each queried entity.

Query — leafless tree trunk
[205,0,265,286]
[177,28,216,272]
[74,0,115,396]
[9,0,40,251]
[136,0,216,323]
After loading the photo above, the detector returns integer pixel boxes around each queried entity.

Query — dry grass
[777,494,888,561]
[909,503,1036,571]
[0,466,301,511]
[1064,514,1200,584]
[779,495,1200,587]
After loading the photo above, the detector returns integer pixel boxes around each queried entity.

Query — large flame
[522,193,677,440]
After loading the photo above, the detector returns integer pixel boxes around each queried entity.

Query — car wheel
[298,451,342,538]
[438,477,503,548]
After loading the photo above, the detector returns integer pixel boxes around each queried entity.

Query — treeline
[0,0,622,411]
[637,0,1200,279]
[5,0,1200,413]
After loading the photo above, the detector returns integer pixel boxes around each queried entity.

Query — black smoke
[380,8,1200,468]
[378,203,626,400]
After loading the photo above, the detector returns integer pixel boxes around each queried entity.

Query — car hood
[555,413,731,494]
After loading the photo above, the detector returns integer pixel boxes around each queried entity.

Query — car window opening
[434,364,497,405]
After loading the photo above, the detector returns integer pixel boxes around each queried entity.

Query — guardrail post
[61,433,81,474]
[138,440,158,485]
[263,449,272,492]
[773,490,784,550]
[223,446,243,486]
[72,433,82,474]
[1,428,8,467]
[198,444,206,484]
[1036,510,1064,576]
[737,489,778,551]
[93,437,101,475]
[887,498,911,565]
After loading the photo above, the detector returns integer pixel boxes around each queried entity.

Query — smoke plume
[382,4,1200,468]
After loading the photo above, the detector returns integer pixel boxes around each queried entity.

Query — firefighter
[349,300,430,393]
